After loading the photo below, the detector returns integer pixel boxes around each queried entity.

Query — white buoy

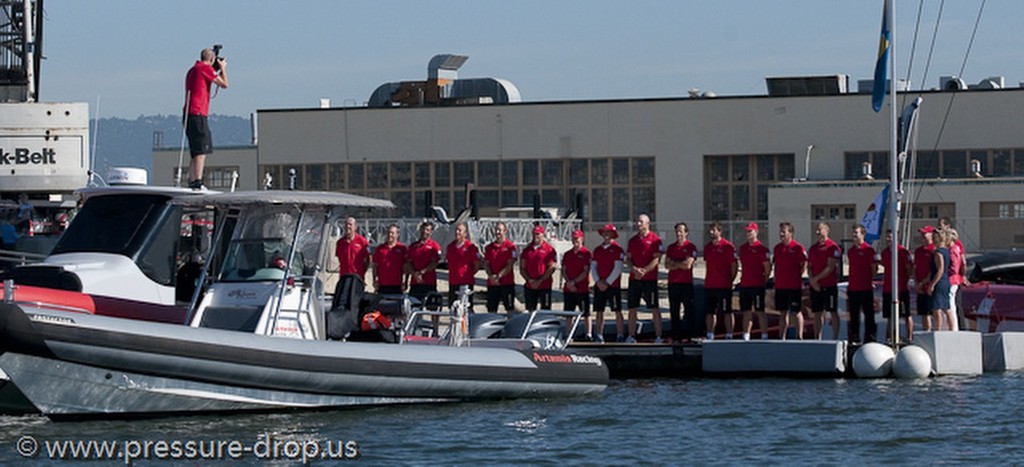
[893,345,932,379]
[852,342,894,378]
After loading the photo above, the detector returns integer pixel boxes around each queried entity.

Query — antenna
[804,144,815,180]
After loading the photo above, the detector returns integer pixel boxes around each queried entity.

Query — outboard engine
[467,313,508,339]
[501,312,566,349]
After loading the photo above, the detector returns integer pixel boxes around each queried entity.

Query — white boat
[0,190,607,419]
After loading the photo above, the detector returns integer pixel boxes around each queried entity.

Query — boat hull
[0,302,607,418]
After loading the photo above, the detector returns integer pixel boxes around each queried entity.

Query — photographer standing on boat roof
[184,47,229,190]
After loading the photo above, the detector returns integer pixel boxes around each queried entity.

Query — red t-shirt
[846,242,876,292]
[335,234,369,277]
[562,246,591,293]
[627,231,663,281]
[446,240,480,286]
[592,242,625,288]
[665,240,699,284]
[738,241,770,287]
[521,241,557,290]
[703,239,737,289]
[185,61,217,116]
[913,244,936,283]
[881,245,912,293]
[372,242,407,287]
[773,240,806,290]
[407,238,441,286]
[808,239,842,287]
[484,239,518,286]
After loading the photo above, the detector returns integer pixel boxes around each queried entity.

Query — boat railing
[264,273,326,340]
[0,249,46,271]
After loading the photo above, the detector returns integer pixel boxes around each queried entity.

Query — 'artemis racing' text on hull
[0,147,57,165]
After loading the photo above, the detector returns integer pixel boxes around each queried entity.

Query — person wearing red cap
[774,222,807,340]
[808,222,841,340]
[664,222,698,342]
[335,216,370,287]
[913,225,937,331]
[520,224,558,311]
[626,213,664,343]
[484,222,518,313]
[703,221,737,340]
[846,224,877,343]
[737,222,771,340]
[880,229,913,342]
[371,224,408,294]
[591,223,625,343]
[446,222,481,310]
[562,229,592,338]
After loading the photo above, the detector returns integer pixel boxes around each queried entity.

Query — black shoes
[188,179,206,191]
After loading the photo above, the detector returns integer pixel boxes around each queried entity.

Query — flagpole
[887,0,900,348]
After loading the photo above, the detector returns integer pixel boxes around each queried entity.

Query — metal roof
[170,190,395,209]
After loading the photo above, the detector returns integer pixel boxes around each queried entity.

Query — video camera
[212,44,225,72]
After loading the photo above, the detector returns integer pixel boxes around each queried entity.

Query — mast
[886,0,900,347]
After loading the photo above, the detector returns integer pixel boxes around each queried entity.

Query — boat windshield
[51,194,170,257]
[219,238,297,282]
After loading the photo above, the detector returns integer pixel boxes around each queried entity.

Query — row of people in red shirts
[333,215,966,344]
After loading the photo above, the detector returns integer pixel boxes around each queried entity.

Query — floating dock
[570,331,1015,379]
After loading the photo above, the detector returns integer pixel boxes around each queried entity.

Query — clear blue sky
[39,1,1023,118]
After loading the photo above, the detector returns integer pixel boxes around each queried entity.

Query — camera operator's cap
[598,223,619,239]
[745,222,759,232]
[532,225,546,235]
[918,225,936,234]
[572,229,585,239]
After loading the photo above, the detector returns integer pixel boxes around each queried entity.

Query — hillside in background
[90,114,252,178]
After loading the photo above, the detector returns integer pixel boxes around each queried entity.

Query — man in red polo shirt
[520,225,558,311]
[406,221,442,302]
[664,222,698,342]
[913,225,937,331]
[484,222,518,313]
[335,217,369,287]
[591,224,625,343]
[808,222,841,340]
[183,47,228,190]
[880,229,913,342]
[774,222,807,340]
[738,222,771,341]
[372,224,408,294]
[625,214,663,343]
[846,225,877,343]
[939,217,967,331]
[703,221,737,340]
[562,230,592,338]
[446,222,480,310]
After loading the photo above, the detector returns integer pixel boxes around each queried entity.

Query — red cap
[571,229,584,239]
[745,222,759,232]
[918,225,935,234]
[532,225,546,234]
[598,223,619,239]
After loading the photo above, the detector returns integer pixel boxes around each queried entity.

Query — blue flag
[872,0,892,112]
[861,185,888,244]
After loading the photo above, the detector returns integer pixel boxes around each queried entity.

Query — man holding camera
[184,47,229,190]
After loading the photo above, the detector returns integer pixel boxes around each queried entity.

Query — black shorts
[524,288,552,311]
[916,292,932,316]
[738,287,766,312]
[705,288,733,315]
[627,280,658,309]
[185,114,213,157]
[774,288,802,313]
[847,290,875,315]
[593,286,622,312]
[408,284,437,302]
[810,286,838,312]
[377,285,402,295]
[667,282,695,312]
[563,292,590,317]
[883,291,911,318]
[486,284,516,312]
